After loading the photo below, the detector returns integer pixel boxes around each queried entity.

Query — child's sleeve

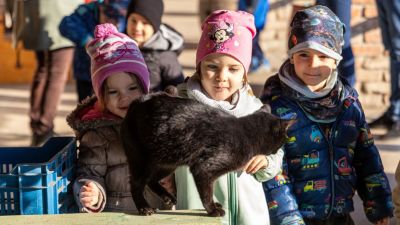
[160,51,185,88]
[263,159,304,225]
[253,148,284,182]
[59,3,96,47]
[73,130,108,213]
[354,106,394,223]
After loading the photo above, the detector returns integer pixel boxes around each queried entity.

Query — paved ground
[0,0,398,224]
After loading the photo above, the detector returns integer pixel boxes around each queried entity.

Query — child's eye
[207,64,218,70]
[108,90,118,95]
[229,67,239,73]
[299,53,309,58]
[129,86,138,91]
[130,19,138,24]
[319,55,330,60]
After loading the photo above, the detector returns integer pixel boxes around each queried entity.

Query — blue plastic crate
[0,137,77,215]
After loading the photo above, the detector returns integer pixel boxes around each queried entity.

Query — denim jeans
[316,0,356,87]
[30,47,74,135]
[76,80,93,103]
[239,0,270,71]
[376,0,400,121]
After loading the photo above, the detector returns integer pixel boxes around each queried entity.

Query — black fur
[121,93,293,216]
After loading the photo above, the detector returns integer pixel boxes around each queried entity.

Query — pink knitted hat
[196,10,256,73]
[86,23,150,98]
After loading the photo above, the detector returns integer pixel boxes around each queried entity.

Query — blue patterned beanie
[288,5,345,61]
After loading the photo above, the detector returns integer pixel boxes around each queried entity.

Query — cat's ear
[164,85,178,97]
[260,104,272,113]
[281,119,296,131]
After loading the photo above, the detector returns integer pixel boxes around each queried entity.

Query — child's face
[199,54,245,101]
[99,7,119,29]
[126,13,155,47]
[291,48,337,92]
[104,72,144,118]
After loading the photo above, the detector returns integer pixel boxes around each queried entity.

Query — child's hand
[79,181,100,208]
[243,155,268,174]
[375,217,390,225]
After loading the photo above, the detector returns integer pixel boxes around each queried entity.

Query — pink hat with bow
[196,10,256,73]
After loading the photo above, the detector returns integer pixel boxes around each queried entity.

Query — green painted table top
[0,210,221,225]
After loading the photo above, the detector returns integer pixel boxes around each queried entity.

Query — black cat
[121,93,293,216]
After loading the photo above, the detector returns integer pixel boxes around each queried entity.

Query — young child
[67,23,169,212]
[261,5,393,225]
[59,0,130,102]
[125,0,185,92]
[174,10,285,225]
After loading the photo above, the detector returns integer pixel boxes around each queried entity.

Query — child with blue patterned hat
[261,5,393,225]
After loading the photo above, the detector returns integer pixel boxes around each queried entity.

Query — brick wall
[262,0,390,109]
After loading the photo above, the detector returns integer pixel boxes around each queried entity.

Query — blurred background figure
[125,0,185,92]
[2,0,12,33]
[12,0,81,146]
[239,0,271,74]
[60,0,130,102]
[369,0,400,139]
[198,0,237,24]
[315,0,356,87]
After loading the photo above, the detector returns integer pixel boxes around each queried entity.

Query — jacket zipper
[318,110,345,218]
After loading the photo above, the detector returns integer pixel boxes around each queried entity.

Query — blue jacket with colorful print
[59,2,101,82]
[261,75,393,224]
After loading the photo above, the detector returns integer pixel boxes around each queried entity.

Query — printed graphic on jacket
[365,174,388,192]
[276,107,297,120]
[335,156,352,176]
[301,150,320,170]
[310,125,323,143]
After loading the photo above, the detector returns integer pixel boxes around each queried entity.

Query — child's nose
[119,92,132,103]
[310,55,322,67]
[135,21,144,30]
[216,69,228,81]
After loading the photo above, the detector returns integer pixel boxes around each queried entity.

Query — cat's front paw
[214,202,223,209]
[207,207,225,217]
[138,207,157,216]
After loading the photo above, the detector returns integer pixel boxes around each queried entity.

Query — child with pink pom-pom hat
[66,23,170,213]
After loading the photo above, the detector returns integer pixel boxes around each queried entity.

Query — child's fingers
[245,156,267,173]
[81,197,96,207]
[249,157,268,174]
[243,158,253,172]
[79,182,100,207]
[249,161,264,174]
[79,191,95,198]
[244,157,256,173]
[81,182,99,194]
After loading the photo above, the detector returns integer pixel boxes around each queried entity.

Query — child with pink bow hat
[174,10,284,225]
